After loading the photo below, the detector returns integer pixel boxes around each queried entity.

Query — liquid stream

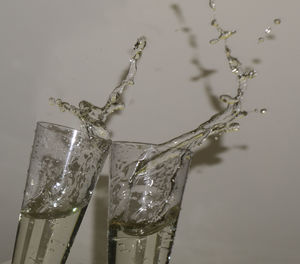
[126,24,255,197]
[50,36,147,139]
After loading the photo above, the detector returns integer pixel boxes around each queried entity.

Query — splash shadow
[190,83,228,170]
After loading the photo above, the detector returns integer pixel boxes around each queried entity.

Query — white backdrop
[0,0,299,263]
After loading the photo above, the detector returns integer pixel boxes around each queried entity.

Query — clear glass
[11,122,111,264]
[108,141,191,264]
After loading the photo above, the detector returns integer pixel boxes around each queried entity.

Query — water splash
[209,0,216,11]
[258,18,282,43]
[260,108,267,114]
[274,18,281,25]
[209,18,236,45]
[116,1,267,223]
[265,27,272,34]
[258,37,265,43]
[50,36,147,139]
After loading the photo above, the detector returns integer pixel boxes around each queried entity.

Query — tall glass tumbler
[108,141,191,264]
[12,122,111,264]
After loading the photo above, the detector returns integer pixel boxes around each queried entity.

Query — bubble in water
[274,18,281,25]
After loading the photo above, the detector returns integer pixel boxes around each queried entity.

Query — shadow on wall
[190,84,248,170]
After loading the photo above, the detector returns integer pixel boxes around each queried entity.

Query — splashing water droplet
[209,0,216,10]
[260,108,267,114]
[228,122,240,132]
[219,95,239,104]
[239,111,248,118]
[274,18,281,25]
[210,28,237,45]
[49,97,56,105]
[209,38,219,45]
[265,27,272,34]
[211,19,218,27]
[50,37,147,139]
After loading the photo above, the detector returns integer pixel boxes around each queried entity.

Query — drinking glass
[11,122,111,264]
[108,141,191,264]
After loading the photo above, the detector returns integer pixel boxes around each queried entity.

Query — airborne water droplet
[265,27,272,34]
[211,19,218,27]
[219,94,238,104]
[258,37,265,43]
[228,122,240,131]
[209,0,216,10]
[49,97,56,105]
[274,18,281,25]
[209,38,219,45]
[239,111,248,118]
[260,108,267,114]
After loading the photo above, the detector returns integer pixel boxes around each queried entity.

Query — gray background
[0,0,299,263]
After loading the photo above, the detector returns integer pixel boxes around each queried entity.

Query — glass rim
[37,121,80,132]
[37,121,111,142]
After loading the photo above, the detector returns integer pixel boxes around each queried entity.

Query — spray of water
[50,36,147,139]
[125,1,259,189]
